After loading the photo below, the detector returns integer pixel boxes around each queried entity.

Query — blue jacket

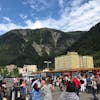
[32,89,43,100]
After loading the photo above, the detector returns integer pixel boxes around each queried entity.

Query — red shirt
[72,77,81,88]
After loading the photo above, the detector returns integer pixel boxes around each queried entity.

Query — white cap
[32,80,41,88]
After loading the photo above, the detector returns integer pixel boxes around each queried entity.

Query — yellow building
[82,56,94,68]
[23,65,37,73]
[55,52,94,70]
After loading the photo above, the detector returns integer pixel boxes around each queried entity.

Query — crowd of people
[0,71,100,100]
[56,72,100,100]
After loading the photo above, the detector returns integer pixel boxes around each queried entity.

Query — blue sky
[0,0,100,35]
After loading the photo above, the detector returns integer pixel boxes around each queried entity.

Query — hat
[32,79,41,88]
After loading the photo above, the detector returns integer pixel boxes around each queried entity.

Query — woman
[41,78,54,100]
[92,78,98,100]
[20,79,27,95]
[32,83,42,100]
[59,81,79,100]
[80,75,87,92]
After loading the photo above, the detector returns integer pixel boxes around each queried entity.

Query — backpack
[66,81,76,92]
[86,78,92,86]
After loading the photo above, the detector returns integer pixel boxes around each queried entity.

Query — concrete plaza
[53,87,100,100]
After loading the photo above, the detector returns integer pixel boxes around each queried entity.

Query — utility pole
[44,61,52,69]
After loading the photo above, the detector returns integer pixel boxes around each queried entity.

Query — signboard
[34,74,41,78]
[41,73,46,77]
[46,73,53,77]
[72,72,81,78]
[54,72,61,77]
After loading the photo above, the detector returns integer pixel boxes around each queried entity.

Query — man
[71,76,81,96]
[59,81,79,100]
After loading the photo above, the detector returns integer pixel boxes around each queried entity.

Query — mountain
[69,22,100,67]
[0,28,84,69]
[0,22,100,69]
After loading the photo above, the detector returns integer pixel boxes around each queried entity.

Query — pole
[47,62,49,69]
[44,61,51,69]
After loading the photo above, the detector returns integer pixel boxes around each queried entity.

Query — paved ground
[53,87,100,100]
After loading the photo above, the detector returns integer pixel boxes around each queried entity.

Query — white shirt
[92,81,97,89]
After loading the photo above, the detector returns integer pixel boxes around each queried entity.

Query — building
[55,52,94,70]
[22,65,37,76]
[6,64,17,72]
[18,68,23,74]
[23,65,37,72]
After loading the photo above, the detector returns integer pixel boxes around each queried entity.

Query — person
[41,77,54,100]
[0,85,2,100]
[86,75,92,93]
[71,76,81,96]
[0,81,7,100]
[58,81,79,100]
[80,75,87,92]
[31,79,41,89]
[32,83,43,100]
[91,78,98,100]
[96,75,100,93]
[13,77,19,86]
[20,79,27,95]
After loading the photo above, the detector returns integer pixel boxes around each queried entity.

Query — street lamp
[44,61,52,69]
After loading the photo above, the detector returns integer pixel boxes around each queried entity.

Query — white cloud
[58,0,64,8]
[0,0,100,35]
[3,17,11,22]
[0,23,23,34]
[24,18,59,29]
[58,0,100,31]
[19,14,28,19]
[25,20,43,28]
[71,0,83,7]
[22,0,49,11]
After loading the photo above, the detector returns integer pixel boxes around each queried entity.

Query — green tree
[1,68,8,77]
[13,68,19,77]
